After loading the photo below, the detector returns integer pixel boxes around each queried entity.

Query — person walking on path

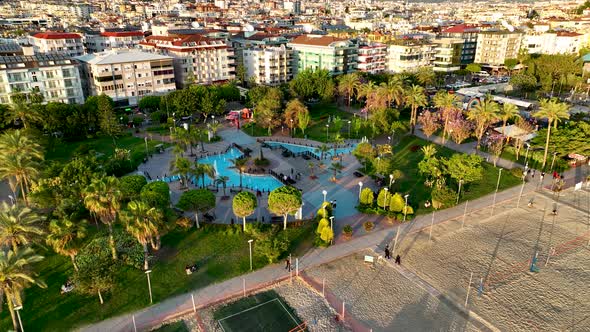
[384,245,391,259]
[285,258,291,271]
[395,255,401,265]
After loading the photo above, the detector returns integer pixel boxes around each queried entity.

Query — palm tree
[467,97,500,149]
[433,91,461,144]
[0,247,46,332]
[6,90,43,129]
[171,127,190,154]
[170,157,194,188]
[405,85,428,134]
[498,103,521,143]
[337,73,361,107]
[329,162,344,181]
[0,202,45,252]
[308,162,316,179]
[533,98,570,169]
[83,176,122,260]
[0,130,44,161]
[315,144,330,160]
[415,67,436,87]
[231,158,249,189]
[209,122,222,137]
[193,127,207,152]
[331,134,345,158]
[0,154,40,206]
[121,201,162,270]
[194,162,216,188]
[380,76,405,108]
[46,217,87,271]
[421,144,437,160]
[358,81,378,116]
[215,176,230,196]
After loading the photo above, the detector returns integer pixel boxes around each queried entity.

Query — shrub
[140,181,171,209]
[376,189,389,209]
[509,167,524,179]
[396,213,404,221]
[389,193,404,212]
[363,221,374,232]
[320,227,334,243]
[360,188,374,205]
[343,225,353,236]
[431,185,456,210]
[316,218,329,235]
[120,175,148,201]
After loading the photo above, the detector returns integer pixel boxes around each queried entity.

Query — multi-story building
[0,54,84,105]
[242,44,293,86]
[231,32,290,72]
[386,39,435,73]
[29,32,85,57]
[474,30,522,67]
[85,30,145,53]
[287,34,357,75]
[139,34,234,88]
[357,43,387,74]
[524,31,583,55]
[76,50,176,106]
[440,24,479,64]
[432,38,464,72]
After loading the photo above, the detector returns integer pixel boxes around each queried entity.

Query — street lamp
[212,115,215,124]
[524,143,530,165]
[8,195,14,206]
[14,305,23,332]
[329,216,335,244]
[248,239,253,271]
[376,157,381,175]
[491,168,503,216]
[348,120,352,137]
[290,119,294,137]
[403,194,409,222]
[388,136,392,146]
[383,188,389,211]
[456,179,463,204]
[322,190,327,203]
[389,174,394,188]
[325,124,329,141]
[145,270,153,304]
[144,137,149,158]
[358,182,363,200]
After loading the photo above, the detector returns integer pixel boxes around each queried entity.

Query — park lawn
[45,134,167,162]
[152,321,189,332]
[0,223,315,332]
[381,136,521,214]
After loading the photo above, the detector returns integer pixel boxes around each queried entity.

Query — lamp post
[248,239,253,271]
[172,112,176,128]
[8,195,14,206]
[358,182,363,200]
[550,152,557,173]
[325,124,329,142]
[145,270,153,304]
[144,137,149,157]
[524,143,530,165]
[383,188,389,211]
[290,119,294,137]
[14,305,23,332]
[491,168,503,216]
[212,115,215,124]
[456,179,463,204]
[389,174,394,189]
[329,216,334,244]
[376,157,381,175]
[322,190,327,203]
[348,120,352,138]
[403,194,409,222]
[388,136,392,146]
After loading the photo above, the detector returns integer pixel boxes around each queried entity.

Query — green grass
[0,223,315,331]
[152,321,189,332]
[366,136,522,214]
[213,290,304,332]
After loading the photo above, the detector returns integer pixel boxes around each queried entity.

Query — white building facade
[28,32,85,57]
[243,45,293,86]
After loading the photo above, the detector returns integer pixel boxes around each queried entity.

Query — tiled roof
[556,31,582,37]
[32,32,82,40]
[76,50,172,65]
[100,31,144,37]
[289,34,347,46]
[441,24,479,34]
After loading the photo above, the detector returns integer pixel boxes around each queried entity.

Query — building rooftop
[76,50,172,65]
[0,54,76,70]
[441,24,480,34]
[289,34,347,47]
[32,32,82,40]
[100,31,144,37]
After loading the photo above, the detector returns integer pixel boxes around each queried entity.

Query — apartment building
[386,39,435,73]
[139,34,234,88]
[440,24,479,64]
[76,50,176,106]
[231,32,290,71]
[0,54,84,105]
[288,35,357,75]
[29,32,85,57]
[243,44,292,86]
[85,31,145,53]
[432,38,464,72]
[524,31,583,55]
[357,43,387,74]
[474,30,522,67]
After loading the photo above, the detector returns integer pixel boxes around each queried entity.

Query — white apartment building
[76,50,176,106]
[29,32,85,57]
[243,45,293,86]
[432,38,464,72]
[524,31,584,55]
[288,35,358,76]
[0,54,84,105]
[85,31,145,53]
[139,34,234,88]
[474,31,522,66]
[386,40,435,73]
[357,43,387,74]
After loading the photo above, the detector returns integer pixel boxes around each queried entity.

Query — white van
[476,71,490,77]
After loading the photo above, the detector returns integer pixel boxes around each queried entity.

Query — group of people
[384,245,401,265]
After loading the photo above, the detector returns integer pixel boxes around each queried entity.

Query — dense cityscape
[0,0,588,331]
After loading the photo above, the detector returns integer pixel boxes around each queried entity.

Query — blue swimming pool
[196,148,283,191]
[265,141,356,159]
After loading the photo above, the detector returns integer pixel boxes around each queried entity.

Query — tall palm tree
[421,144,437,160]
[194,162,216,188]
[315,144,330,160]
[405,85,428,134]
[0,154,40,206]
[415,67,436,87]
[169,157,194,188]
[329,162,344,181]
[331,134,345,158]
[467,97,500,149]
[193,127,207,152]
[83,176,122,260]
[46,217,87,271]
[308,162,316,178]
[337,73,361,107]
[380,76,405,108]
[6,91,43,129]
[433,91,461,144]
[533,98,570,169]
[0,202,45,252]
[215,175,229,196]
[0,130,44,161]
[358,81,378,117]
[498,103,521,143]
[171,127,191,155]
[231,158,248,189]
[121,200,162,270]
[209,122,222,137]
[0,247,46,332]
